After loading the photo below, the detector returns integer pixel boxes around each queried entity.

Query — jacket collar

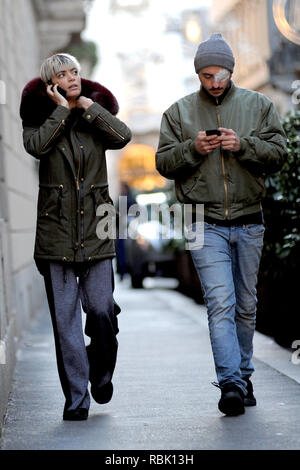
[20,77,119,125]
[199,81,235,105]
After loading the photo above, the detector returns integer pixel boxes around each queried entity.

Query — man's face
[198,66,232,97]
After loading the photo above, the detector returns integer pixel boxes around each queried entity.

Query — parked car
[125,219,177,288]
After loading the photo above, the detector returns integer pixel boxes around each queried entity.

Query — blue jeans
[189,222,264,394]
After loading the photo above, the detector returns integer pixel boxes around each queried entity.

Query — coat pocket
[36,184,70,255]
[38,184,67,221]
[89,184,114,216]
[84,184,116,245]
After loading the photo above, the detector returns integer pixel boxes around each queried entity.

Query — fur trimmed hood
[20,77,119,125]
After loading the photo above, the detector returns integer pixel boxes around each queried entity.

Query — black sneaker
[243,376,256,406]
[217,382,245,416]
[63,408,88,421]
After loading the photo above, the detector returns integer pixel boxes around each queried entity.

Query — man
[156,34,287,416]
[20,53,132,420]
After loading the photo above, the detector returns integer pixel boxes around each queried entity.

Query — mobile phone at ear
[56,86,67,99]
[206,129,221,136]
[47,81,67,98]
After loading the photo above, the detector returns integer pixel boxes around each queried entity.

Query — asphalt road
[1,276,300,451]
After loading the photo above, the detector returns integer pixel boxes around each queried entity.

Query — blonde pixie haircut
[40,53,81,83]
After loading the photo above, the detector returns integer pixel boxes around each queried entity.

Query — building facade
[87,0,210,198]
[210,0,299,115]
[0,0,87,431]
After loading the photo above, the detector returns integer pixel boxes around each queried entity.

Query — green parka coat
[156,83,287,220]
[20,78,132,268]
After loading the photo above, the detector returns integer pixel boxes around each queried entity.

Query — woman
[20,53,132,420]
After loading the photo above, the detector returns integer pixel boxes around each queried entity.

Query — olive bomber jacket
[20,77,132,264]
[155,83,288,220]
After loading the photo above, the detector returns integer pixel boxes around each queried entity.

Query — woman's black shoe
[91,381,113,404]
[63,408,89,421]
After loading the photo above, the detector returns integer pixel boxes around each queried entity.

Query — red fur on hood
[20,77,119,125]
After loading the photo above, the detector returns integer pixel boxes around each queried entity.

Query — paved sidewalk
[1,277,300,450]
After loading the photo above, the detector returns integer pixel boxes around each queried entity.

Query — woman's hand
[76,96,94,111]
[46,84,69,109]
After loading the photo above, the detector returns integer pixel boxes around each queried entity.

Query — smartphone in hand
[56,86,67,99]
[206,129,221,136]
[47,81,67,99]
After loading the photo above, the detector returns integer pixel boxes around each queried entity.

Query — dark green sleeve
[23,105,70,159]
[234,100,288,175]
[155,106,204,180]
[82,102,132,149]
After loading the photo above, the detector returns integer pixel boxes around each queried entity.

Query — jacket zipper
[41,119,65,152]
[95,115,126,141]
[216,102,229,219]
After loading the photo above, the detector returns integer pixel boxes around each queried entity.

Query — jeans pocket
[244,224,265,237]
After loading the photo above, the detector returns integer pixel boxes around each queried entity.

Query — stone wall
[0,0,86,432]
[0,0,42,432]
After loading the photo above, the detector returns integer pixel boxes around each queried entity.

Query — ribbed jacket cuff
[233,137,247,157]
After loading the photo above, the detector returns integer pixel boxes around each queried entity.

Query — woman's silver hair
[40,53,81,83]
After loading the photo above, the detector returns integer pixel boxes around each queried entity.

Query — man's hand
[195,131,221,155]
[46,84,69,109]
[218,127,240,152]
[76,96,94,111]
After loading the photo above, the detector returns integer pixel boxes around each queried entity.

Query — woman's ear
[46,80,54,91]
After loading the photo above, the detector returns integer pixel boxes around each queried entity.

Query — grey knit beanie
[194,33,235,74]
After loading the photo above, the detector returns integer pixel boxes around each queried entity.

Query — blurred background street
[0,0,299,449]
